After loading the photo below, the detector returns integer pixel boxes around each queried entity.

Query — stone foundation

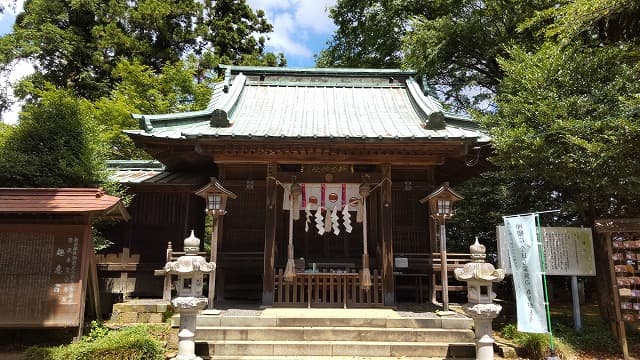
[110,299,171,324]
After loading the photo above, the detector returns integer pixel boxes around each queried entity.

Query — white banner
[504,214,548,333]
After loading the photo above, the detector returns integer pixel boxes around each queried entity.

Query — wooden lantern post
[420,182,463,312]
[195,177,237,310]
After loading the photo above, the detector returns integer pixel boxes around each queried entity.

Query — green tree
[1,0,280,107]
[485,0,640,222]
[315,0,417,68]
[318,0,553,109]
[0,87,107,187]
[402,0,554,109]
[196,0,273,66]
[93,58,213,159]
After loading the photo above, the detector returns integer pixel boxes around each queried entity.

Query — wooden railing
[429,252,472,271]
[274,269,384,308]
[392,253,471,303]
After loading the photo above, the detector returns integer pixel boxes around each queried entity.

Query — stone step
[174,315,472,330]
[206,356,474,360]
[195,326,474,343]
[201,340,475,358]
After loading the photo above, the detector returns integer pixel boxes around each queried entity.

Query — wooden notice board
[0,224,90,328]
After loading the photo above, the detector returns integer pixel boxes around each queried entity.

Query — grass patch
[23,323,170,360]
[500,323,576,359]
[500,314,623,360]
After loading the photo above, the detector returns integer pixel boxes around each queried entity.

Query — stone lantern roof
[454,238,505,283]
[164,231,215,274]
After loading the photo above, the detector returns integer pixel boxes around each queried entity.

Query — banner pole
[535,213,556,358]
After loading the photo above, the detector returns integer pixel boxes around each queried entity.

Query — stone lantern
[454,238,505,360]
[165,230,215,360]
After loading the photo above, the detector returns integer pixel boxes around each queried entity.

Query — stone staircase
[176,308,476,359]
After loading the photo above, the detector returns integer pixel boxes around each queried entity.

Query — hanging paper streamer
[341,184,351,233]
[315,206,324,235]
[342,204,352,233]
[331,205,340,235]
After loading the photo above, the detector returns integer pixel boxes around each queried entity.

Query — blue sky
[247,0,337,67]
[0,0,336,123]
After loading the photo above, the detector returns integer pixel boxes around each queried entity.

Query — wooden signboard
[497,226,596,276]
[0,224,90,328]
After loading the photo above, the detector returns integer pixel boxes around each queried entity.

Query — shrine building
[107,65,490,308]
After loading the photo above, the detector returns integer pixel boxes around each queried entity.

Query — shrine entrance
[271,179,385,308]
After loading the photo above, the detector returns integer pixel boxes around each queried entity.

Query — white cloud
[294,1,336,34]
[0,0,24,21]
[247,0,337,66]
[1,60,35,124]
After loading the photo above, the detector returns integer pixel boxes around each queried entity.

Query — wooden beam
[262,163,278,306]
[212,153,446,165]
[380,164,395,306]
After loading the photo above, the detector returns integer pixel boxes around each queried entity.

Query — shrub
[499,323,576,360]
[24,325,164,360]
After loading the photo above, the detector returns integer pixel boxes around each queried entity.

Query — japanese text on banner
[504,214,548,333]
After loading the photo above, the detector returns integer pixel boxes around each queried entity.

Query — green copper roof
[127,66,489,143]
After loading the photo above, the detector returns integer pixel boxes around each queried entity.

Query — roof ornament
[139,116,153,132]
[210,109,229,127]
[465,146,482,167]
[426,111,446,130]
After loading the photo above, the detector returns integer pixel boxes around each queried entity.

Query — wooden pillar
[262,163,278,306]
[208,215,223,309]
[380,164,395,306]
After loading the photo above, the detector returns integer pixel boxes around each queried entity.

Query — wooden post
[262,163,278,306]
[208,215,223,309]
[120,248,130,300]
[163,242,173,302]
[440,222,449,311]
[88,251,102,321]
[380,164,395,306]
[604,232,630,359]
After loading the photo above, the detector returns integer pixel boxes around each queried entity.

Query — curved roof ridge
[131,75,247,132]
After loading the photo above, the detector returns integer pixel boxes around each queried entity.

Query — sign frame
[0,224,91,328]
[498,226,596,276]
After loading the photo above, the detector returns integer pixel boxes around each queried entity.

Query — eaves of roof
[0,188,130,220]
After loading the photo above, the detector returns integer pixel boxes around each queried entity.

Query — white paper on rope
[282,183,360,211]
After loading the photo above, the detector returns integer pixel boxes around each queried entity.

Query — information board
[497,226,596,276]
[0,224,89,327]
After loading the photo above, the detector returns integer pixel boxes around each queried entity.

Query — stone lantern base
[462,303,502,360]
[171,297,208,360]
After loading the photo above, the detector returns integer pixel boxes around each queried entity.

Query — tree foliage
[403,0,554,110]
[0,87,106,187]
[0,0,282,112]
[484,0,640,221]
[93,58,214,159]
[315,0,416,68]
[318,0,554,109]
